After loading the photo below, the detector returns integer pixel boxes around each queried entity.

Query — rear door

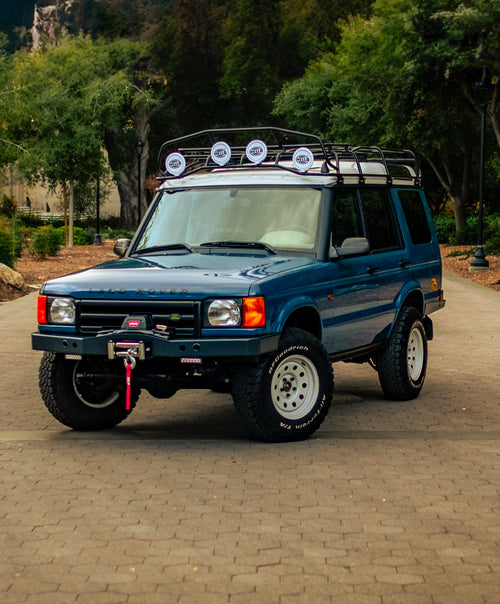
[394,188,442,310]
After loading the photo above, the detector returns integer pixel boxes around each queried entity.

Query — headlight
[207,299,241,327]
[48,297,76,324]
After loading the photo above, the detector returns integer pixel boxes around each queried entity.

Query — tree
[149,0,230,136]
[9,35,158,228]
[274,0,500,230]
[0,35,20,171]
[419,1,500,143]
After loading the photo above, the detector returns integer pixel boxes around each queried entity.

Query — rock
[0,263,24,289]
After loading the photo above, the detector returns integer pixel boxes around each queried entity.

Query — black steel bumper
[32,330,280,359]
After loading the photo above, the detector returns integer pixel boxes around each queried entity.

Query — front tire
[39,352,139,430]
[232,328,334,442]
[376,307,428,400]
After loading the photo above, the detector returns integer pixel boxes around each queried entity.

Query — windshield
[135,187,321,252]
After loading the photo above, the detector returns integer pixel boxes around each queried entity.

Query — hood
[41,252,319,299]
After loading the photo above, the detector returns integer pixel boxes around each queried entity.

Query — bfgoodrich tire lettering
[232,328,334,442]
[39,352,139,430]
[377,306,428,400]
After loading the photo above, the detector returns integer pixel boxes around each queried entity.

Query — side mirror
[113,238,131,257]
[330,237,370,259]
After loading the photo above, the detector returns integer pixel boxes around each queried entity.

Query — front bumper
[32,330,280,359]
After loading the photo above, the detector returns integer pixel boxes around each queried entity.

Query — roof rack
[157,127,421,186]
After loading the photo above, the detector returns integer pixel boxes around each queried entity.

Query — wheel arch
[401,289,425,315]
[281,304,322,340]
[388,286,425,339]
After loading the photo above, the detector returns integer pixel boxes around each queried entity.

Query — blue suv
[33,127,445,442]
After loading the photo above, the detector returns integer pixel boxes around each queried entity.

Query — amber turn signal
[242,297,265,328]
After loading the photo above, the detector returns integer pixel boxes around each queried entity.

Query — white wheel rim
[270,354,320,420]
[73,363,120,409]
[407,327,424,382]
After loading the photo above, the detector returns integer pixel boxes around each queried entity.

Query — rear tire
[233,328,334,442]
[39,352,139,430]
[377,307,427,400]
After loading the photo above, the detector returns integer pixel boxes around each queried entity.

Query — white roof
[159,160,417,189]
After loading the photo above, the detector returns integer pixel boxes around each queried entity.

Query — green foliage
[1,194,16,217]
[8,35,156,226]
[106,228,135,240]
[433,216,456,243]
[485,232,500,256]
[0,225,13,267]
[53,226,92,246]
[485,215,500,256]
[449,225,477,246]
[273,60,336,136]
[0,216,24,268]
[446,248,474,258]
[273,0,500,232]
[436,212,500,249]
[30,226,61,258]
[14,213,45,228]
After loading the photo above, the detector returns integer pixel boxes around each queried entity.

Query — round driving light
[48,297,76,324]
[207,300,241,327]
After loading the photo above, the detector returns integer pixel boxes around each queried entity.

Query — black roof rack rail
[157,127,421,185]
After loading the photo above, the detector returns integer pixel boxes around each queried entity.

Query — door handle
[399,260,411,269]
[367,265,379,274]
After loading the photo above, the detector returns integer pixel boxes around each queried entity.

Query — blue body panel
[37,242,443,357]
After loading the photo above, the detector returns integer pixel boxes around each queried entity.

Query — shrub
[485,232,500,256]
[0,195,16,218]
[54,226,91,246]
[30,226,60,258]
[433,216,455,243]
[0,223,15,268]
[446,248,474,258]
[0,217,25,268]
[106,228,135,240]
[19,213,45,228]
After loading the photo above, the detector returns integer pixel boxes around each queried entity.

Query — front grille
[77,299,200,337]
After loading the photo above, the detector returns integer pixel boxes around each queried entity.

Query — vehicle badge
[165,152,186,176]
[292,147,314,172]
[246,139,267,164]
[211,141,231,166]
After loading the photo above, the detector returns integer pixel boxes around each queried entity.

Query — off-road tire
[39,352,139,430]
[232,328,334,442]
[377,306,428,400]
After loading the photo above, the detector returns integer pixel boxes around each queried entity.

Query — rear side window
[359,188,400,252]
[331,189,363,246]
[397,190,432,244]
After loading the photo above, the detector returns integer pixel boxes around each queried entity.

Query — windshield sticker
[165,152,186,176]
[211,141,231,166]
[293,147,314,172]
[246,139,267,164]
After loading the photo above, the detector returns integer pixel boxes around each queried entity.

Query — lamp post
[135,140,145,227]
[470,77,491,271]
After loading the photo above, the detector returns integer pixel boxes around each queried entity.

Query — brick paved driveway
[1,272,499,603]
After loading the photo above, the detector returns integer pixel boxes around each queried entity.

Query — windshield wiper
[132,243,194,255]
[200,241,276,255]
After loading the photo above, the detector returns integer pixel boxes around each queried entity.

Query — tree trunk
[490,82,500,147]
[61,180,69,245]
[421,151,468,231]
[449,193,467,232]
[104,106,151,228]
